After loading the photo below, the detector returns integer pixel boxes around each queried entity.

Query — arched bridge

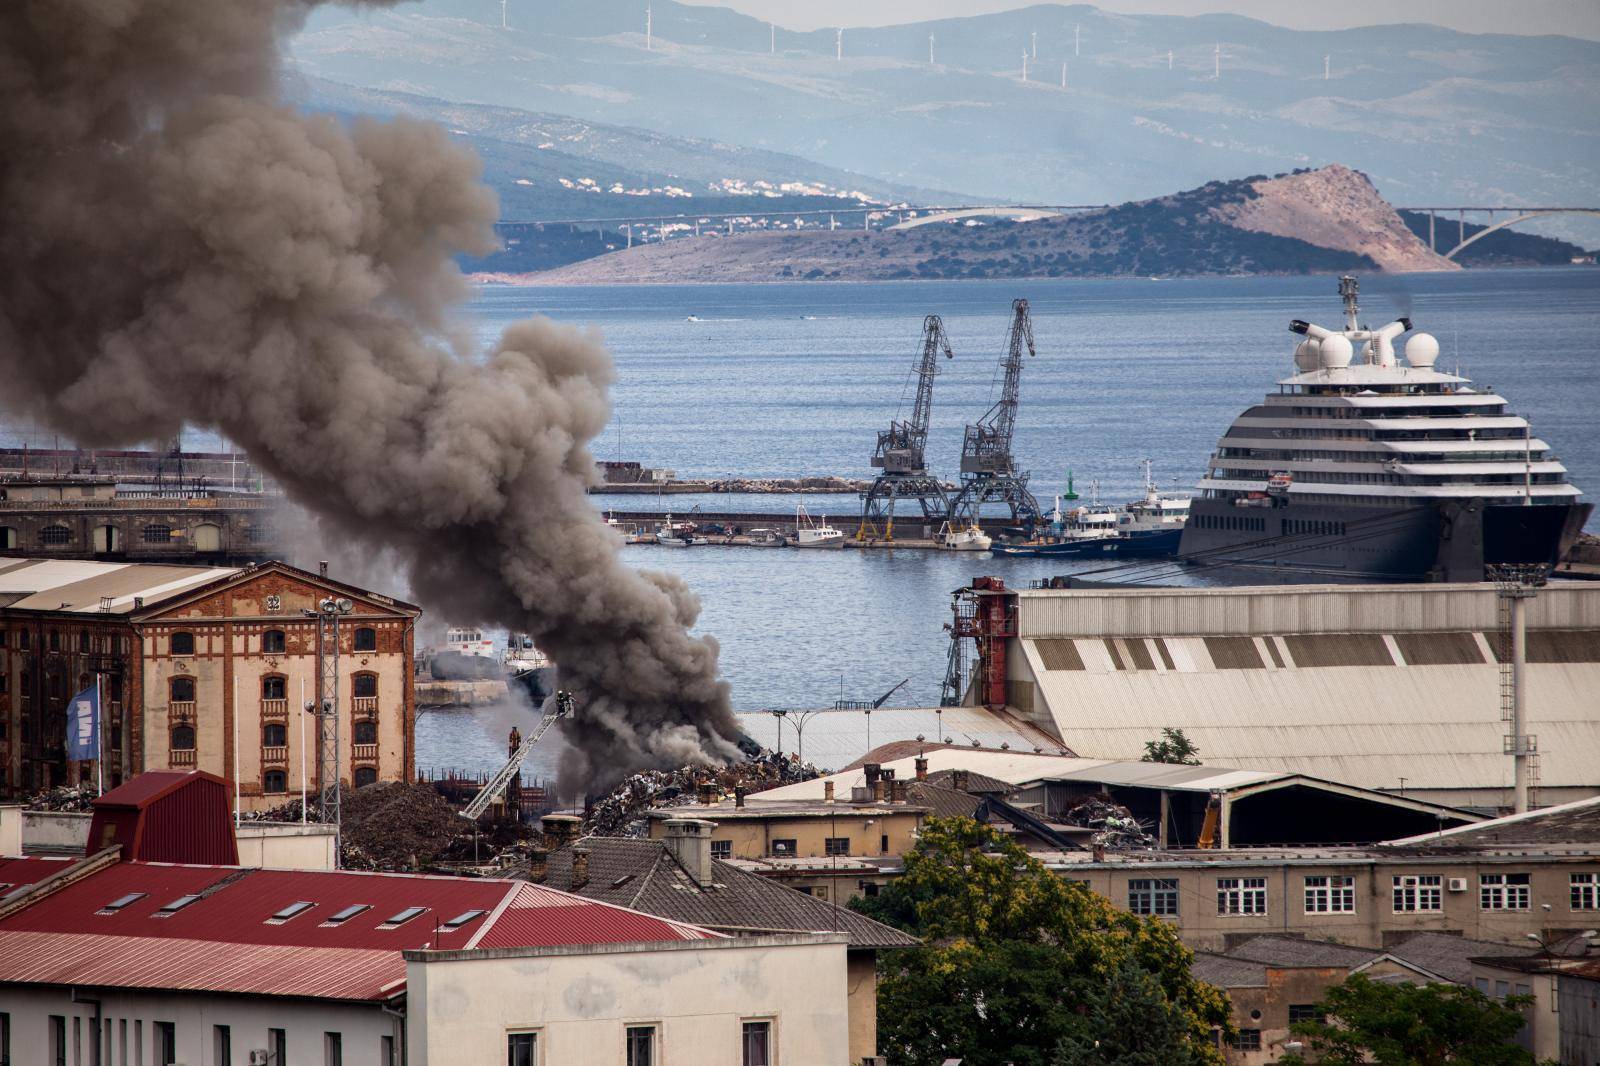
[1406,206,1600,261]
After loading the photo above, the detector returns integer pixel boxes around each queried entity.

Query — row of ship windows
[1211,469,1566,487]
[1190,514,1268,533]
[1269,405,1506,419]
[1123,872,1599,917]
[1229,428,1531,443]
[1218,449,1547,464]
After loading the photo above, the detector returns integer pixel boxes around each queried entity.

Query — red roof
[0,860,718,1001]
[0,855,77,894]
[93,770,225,810]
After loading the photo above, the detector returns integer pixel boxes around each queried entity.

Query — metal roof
[0,558,237,614]
[1384,795,1600,849]
[734,706,1057,772]
[0,860,718,1001]
[93,770,223,810]
[0,855,76,893]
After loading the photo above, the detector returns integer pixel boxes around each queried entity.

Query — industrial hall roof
[0,856,718,1002]
[1385,795,1600,851]
[1009,581,1600,793]
[540,837,917,951]
[733,705,1065,772]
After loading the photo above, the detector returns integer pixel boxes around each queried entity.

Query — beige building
[648,794,926,868]
[0,557,418,808]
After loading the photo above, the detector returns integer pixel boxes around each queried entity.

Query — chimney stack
[527,847,548,883]
[863,763,882,789]
[914,756,928,781]
[951,769,970,792]
[571,847,590,889]
[540,813,582,851]
[823,780,835,804]
[319,560,329,578]
[873,779,887,803]
[1092,842,1106,863]
[663,818,716,888]
[699,783,718,806]
[734,786,747,809]
[891,780,908,804]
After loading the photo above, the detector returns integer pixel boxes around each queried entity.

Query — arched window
[142,524,171,544]
[353,767,378,789]
[353,627,377,652]
[170,631,195,656]
[353,720,378,745]
[352,674,378,699]
[39,525,71,546]
[77,631,90,652]
[263,770,287,794]
[261,675,286,701]
[170,723,196,751]
[170,677,195,702]
[262,629,285,654]
[262,723,287,747]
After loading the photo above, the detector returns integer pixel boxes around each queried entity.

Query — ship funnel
[1370,320,1410,367]
[1289,319,1311,336]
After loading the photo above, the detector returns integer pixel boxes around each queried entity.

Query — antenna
[500,0,507,31]
[645,4,652,51]
[1061,60,1067,88]
[1031,30,1037,60]
[928,32,935,65]
[1167,49,1173,70]
[836,27,842,61]
[770,21,775,54]
[1214,42,1220,79]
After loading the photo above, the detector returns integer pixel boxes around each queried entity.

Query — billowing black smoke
[0,1,740,790]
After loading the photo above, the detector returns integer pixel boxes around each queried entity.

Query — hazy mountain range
[290,0,1600,246]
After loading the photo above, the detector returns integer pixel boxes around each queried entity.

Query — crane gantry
[947,298,1041,531]
[856,314,956,541]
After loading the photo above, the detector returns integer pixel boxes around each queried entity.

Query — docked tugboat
[1179,276,1590,582]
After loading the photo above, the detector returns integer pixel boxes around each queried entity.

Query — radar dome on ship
[1294,339,1321,372]
[1405,332,1440,369]
[1318,334,1354,368]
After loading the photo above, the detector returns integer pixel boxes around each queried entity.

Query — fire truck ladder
[459,691,575,820]
[858,314,956,541]
[948,298,1041,531]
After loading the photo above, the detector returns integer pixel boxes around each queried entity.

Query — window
[50,1015,65,1066]
[381,1035,395,1066]
[170,724,195,751]
[1128,878,1179,917]
[711,840,732,860]
[1305,875,1356,914]
[271,1029,287,1066]
[169,676,195,702]
[741,1021,772,1066]
[353,719,378,745]
[507,1032,539,1066]
[170,631,195,656]
[769,839,797,856]
[142,524,172,544]
[39,525,71,546]
[155,1021,176,1066]
[1573,873,1599,910]
[78,631,89,652]
[1227,1029,1261,1051]
[353,766,378,788]
[2,1012,10,1066]
[1217,877,1267,916]
[625,1026,656,1066]
[880,834,889,854]
[49,629,60,651]
[99,892,147,915]
[324,904,370,926]
[262,629,286,654]
[353,674,378,699]
[263,770,288,793]
[353,627,377,652]
[824,837,850,856]
[443,909,487,930]
[325,1031,342,1066]
[1288,1004,1325,1025]
[1393,874,1443,912]
[155,895,200,917]
[1481,872,1531,910]
[263,723,287,747]
[262,675,287,700]
[214,1024,231,1066]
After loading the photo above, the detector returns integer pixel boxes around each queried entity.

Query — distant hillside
[1396,210,1588,266]
[519,164,1444,283]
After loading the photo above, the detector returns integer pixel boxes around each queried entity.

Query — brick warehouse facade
[0,560,418,809]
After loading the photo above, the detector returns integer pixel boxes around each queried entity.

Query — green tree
[1142,727,1201,765]
[851,817,1229,1066]
[1283,973,1535,1065]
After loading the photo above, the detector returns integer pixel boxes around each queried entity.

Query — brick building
[0,558,417,808]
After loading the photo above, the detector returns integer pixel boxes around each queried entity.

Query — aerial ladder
[857,315,955,541]
[947,298,1041,532]
[459,690,575,821]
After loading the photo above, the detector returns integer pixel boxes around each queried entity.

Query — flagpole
[95,673,104,796]
[299,677,307,824]
[232,672,240,828]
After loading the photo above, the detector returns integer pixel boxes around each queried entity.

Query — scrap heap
[23,785,98,812]
[1063,795,1156,849]
[583,750,818,837]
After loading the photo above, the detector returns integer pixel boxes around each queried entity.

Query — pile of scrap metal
[583,750,818,837]
[23,785,98,812]
[1063,795,1155,849]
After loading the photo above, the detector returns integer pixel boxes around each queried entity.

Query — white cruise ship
[1178,276,1590,582]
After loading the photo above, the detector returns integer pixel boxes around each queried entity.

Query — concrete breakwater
[604,507,1018,550]
[591,475,886,495]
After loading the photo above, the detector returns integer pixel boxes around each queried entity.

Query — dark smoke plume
[0,1,740,789]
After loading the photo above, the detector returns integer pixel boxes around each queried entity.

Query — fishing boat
[937,522,993,551]
[793,506,846,548]
[745,527,788,547]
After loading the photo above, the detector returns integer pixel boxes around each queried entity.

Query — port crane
[856,315,956,541]
[459,690,575,821]
[948,299,1042,531]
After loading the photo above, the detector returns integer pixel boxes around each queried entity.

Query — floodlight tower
[948,299,1042,531]
[304,595,354,860]
[857,315,956,541]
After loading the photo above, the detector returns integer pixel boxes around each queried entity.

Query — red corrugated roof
[93,770,223,810]
[0,855,77,892]
[0,861,720,1000]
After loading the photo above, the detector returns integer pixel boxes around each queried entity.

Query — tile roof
[1385,932,1539,985]
[1225,935,1382,969]
[1191,951,1268,989]
[0,859,718,1001]
[541,837,917,951]
[905,782,984,820]
[921,769,1016,795]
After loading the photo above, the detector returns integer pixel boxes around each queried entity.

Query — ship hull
[1178,498,1592,583]
[995,527,1183,559]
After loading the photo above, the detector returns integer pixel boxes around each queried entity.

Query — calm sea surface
[10,270,1598,776]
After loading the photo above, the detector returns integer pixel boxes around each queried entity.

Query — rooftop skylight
[322,904,371,926]
[266,901,316,924]
[98,891,148,915]
[379,906,427,928]
[152,894,201,918]
[442,909,487,930]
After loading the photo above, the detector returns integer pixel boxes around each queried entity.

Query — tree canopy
[852,816,1230,1066]
[1141,727,1201,765]
[1283,973,1535,1066]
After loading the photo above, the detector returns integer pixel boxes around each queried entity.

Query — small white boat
[938,523,992,551]
[654,512,697,546]
[793,506,845,548]
[746,527,788,547]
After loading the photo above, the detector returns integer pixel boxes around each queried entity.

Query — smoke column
[0,1,740,789]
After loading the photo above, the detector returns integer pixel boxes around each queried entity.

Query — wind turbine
[645,4,652,51]
[1212,42,1234,79]
[928,32,935,65]
[770,22,775,54]
[1060,60,1067,88]
[836,27,842,61]
[1167,49,1173,70]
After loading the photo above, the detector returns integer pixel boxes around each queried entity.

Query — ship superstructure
[1179,276,1590,581]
